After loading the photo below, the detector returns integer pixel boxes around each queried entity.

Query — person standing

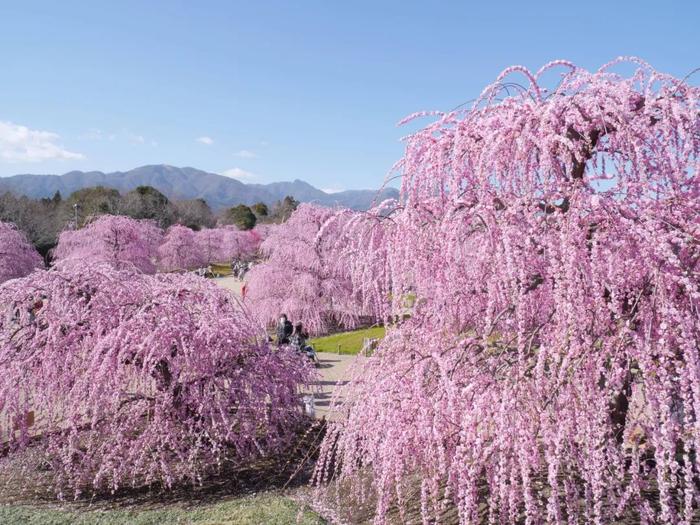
[276,314,293,345]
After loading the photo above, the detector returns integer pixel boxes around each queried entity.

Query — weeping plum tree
[195,227,227,265]
[314,58,700,523]
[53,215,161,274]
[157,224,205,272]
[316,201,399,324]
[246,204,362,335]
[0,265,313,497]
[159,224,268,270]
[236,227,265,260]
[0,221,43,283]
[219,227,263,263]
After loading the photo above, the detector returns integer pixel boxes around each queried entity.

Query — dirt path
[212,277,358,421]
[215,276,245,296]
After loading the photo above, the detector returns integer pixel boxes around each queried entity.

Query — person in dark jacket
[276,314,293,345]
[290,322,309,350]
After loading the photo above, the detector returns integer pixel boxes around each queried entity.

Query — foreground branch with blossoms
[0,266,314,497]
[314,58,700,524]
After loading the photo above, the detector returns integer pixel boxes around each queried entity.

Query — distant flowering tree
[53,215,161,274]
[0,221,43,283]
[316,200,399,323]
[194,227,227,265]
[157,224,205,272]
[251,223,275,241]
[189,226,266,268]
[246,204,361,335]
[315,59,700,523]
[218,227,265,263]
[236,228,264,260]
[218,227,246,263]
[0,266,313,497]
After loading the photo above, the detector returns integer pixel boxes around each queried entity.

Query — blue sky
[0,1,697,190]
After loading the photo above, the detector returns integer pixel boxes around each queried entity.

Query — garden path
[213,276,358,421]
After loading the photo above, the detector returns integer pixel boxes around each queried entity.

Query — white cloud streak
[222,167,257,181]
[127,133,146,144]
[0,121,84,162]
[80,129,116,141]
[196,136,214,145]
[234,149,257,158]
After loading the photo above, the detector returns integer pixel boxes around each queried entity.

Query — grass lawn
[0,494,324,525]
[310,325,385,355]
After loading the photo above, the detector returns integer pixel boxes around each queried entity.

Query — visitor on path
[290,321,319,366]
[290,322,309,350]
[276,314,293,345]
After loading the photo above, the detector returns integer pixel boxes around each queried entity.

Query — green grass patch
[0,494,324,525]
[311,326,385,355]
[209,262,232,276]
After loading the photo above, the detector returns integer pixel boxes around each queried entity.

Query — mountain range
[0,165,399,210]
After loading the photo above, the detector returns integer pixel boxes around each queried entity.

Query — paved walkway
[215,276,245,296]
[212,276,358,421]
[311,352,356,421]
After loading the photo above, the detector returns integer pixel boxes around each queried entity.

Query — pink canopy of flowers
[192,226,265,267]
[194,227,226,265]
[0,265,313,497]
[219,226,265,263]
[157,224,205,272]
[0,221,42,283]
[53,215,162,274]
[52,215,268,275]
[245,204,364,335]
[314,58,700,523]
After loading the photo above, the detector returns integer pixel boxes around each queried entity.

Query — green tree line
[0,185,299,257]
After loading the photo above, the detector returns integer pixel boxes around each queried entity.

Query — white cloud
[234,149,257,158]
[322,187,345,194]
[0,121,84,162]
[222,167,257,181]
[196,136,214,145]
[128,133,146,144]
[79,128,116,141]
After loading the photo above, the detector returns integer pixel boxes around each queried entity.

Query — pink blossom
[246,204,367,335]
[0,221,43,283]
[157,224,205,272]
[53,215,161,274]
[0,265,314,497]
[314,58,700,523]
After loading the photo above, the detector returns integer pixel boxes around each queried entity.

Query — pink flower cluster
[52,215,267,274]
[314,58,700,523]
[245,204,367,335]
[0,221,43,283]
[53,215,162,273]
[0,265,313,497]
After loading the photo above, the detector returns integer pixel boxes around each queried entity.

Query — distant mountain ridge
[0,165,399,210]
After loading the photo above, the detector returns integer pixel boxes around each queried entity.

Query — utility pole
[73,203,79,228]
